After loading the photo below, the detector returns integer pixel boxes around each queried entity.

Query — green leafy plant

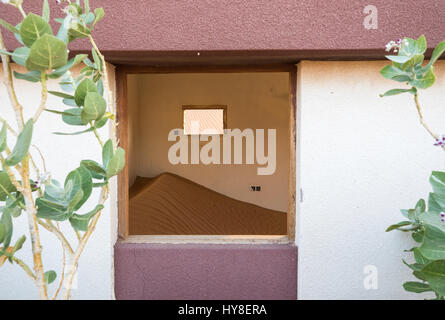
[381,35,445,299]
[0,0,124,299]
[386,174,445,299]
[380,35,445,147]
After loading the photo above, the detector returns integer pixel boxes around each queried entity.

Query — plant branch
[0,156,24,193]
[15,3,27,18]
[88,36,117,147]
[33,72,48,123]
[74,229,81,242]
[38,219,74,256]
[12,256,36,280]
[0,116,47,178]
[62,185,108,299]
[414,93,445,150]
[1,249,36,281]
[0,30,25,131]
[20,156,48,300]
[52,223,66,300]
[92,125,104,148]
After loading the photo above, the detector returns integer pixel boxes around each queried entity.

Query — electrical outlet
[250,186,261,191]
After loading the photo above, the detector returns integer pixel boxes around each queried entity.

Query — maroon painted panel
[114,243,298,300]
[1,1,444,61]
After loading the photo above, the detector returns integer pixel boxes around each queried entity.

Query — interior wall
[127,73,290,212]
[298,60,445,300]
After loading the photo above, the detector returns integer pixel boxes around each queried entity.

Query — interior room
[126,72,291,236]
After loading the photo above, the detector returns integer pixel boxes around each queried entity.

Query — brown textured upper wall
[1,0,444,64]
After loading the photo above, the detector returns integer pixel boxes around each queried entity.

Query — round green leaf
[13,71,42,83]
[379,88,417,97]
[0,121,7,153]
[422,260,445,296]
[427,41,445,68]
[74,78,97,106]
[81,92,106,123]
[48,54,88,79]
[69,204,104,231]
[0,172,16,202]
[42,0,50,22]
[0,223,5,244]
[4,119,33,167]
[48,91,75,99]
[64,167,92,211]
[26,34,68,71]
[62,108,84,126]
[386,55,411,64]
[102,139,113,168]
[419,224,445,260]
[93,8,104,27]
[20,13,52,47]
[106,147,126,179]
[11,47,30,66]
[380,65,411,80]
[80,160,106,179]
[0,210,12,248]
[68,23,90,42]
[35,197,70,221]
[403,281,432,293]
[94,117,108,130]
[430,171,445,195]
[0,18,20,34]
[401,54,424,71]
[409,68,436,89]
[44,270,57,285]
[399,35,427,57]
[13,235,26,252]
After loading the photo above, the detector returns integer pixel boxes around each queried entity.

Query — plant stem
[88,35,117,147]
[92,126,104,148]
[17,3,27,18]
[52,224,66,300]
[414,93,445,150]
[0,116,45,175]
[0,30,24,130]
[33,72,48,123]
[20,156,48,300]
[0,249,36,280]
[38,219,74,255]
[0,156,24,193]
[62,185,108,299]
[0,29,48,299]
[12,256,36,280]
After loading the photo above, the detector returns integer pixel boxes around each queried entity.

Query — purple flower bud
[434,135,445,147]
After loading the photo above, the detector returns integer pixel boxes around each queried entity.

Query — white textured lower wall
[297,60,445,299]
[0,64,117,300]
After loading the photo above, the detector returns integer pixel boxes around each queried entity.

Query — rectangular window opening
[183,106,226,135]
[117,67,296,244]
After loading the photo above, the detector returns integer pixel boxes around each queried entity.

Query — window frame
[116,65,297,244]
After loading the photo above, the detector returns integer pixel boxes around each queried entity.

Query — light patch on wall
[183,106,226,135]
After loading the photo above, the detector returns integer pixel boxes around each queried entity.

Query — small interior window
[183,106,226,135]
